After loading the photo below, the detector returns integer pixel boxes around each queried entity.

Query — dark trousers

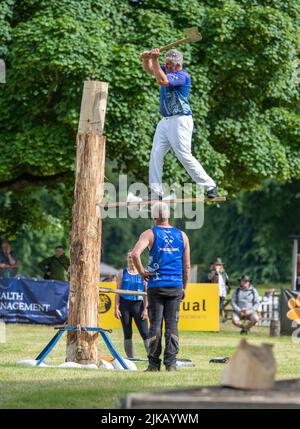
[119,298,149,340]
[147,287,182,368]
[219,296,226,318]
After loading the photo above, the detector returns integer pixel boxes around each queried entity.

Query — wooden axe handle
[159,37,193,53]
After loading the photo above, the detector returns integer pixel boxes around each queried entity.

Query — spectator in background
[0,240,17,278]
[38,246,70,281]
[102,274,117,282]
[261,288,276,322]
[262,288,275,303]
[231,274,260,335]
[208,257,230,320]
[114,250,149,359]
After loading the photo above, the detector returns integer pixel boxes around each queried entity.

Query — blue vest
[147,226,184,288]
[120,268,144,301]
[160,66,192,117]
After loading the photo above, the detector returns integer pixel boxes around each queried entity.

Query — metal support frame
[289,235,300,291]
[291,239,298,291]
[35,326,129,369]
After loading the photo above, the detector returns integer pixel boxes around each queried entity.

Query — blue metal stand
[36,329,65,366]
[35,326,129,369]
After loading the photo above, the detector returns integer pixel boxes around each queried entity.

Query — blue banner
[0,277,68,324]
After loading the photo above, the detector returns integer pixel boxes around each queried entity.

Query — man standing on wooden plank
[131,202,190,371]
[140,48,217,200]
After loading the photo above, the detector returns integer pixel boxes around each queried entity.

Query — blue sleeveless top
[147,226,184,288]
[120,268,144,301]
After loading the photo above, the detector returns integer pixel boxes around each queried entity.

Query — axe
[159,27,202,53]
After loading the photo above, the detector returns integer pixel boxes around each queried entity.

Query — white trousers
[149,115,216,195]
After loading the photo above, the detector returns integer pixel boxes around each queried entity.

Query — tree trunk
[66,81,108,364]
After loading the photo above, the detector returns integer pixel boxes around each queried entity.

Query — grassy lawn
[0,322,300,409]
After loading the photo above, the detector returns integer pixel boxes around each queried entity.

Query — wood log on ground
[221,339,276,390]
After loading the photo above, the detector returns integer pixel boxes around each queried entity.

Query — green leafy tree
[1,183,73,276]
[0,0,14,57]
[187,180,300,283]
[0,1,300,281]
[1,1,299,192]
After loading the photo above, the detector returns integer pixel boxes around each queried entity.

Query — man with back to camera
[140,47,217,200]
[131,201,191,371]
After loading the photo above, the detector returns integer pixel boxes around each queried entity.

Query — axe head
[184,27,202,42]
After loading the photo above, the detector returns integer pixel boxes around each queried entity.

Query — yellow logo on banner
[98,282,219,332]
[99,294,112,314]
[287,295,300,324]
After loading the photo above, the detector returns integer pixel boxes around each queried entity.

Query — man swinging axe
[140,28,217,200]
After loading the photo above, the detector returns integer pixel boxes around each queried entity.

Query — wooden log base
[221,339,276,390]
[66,80,108,365]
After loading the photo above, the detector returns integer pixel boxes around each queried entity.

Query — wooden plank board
[121,379,300,409]
[99,197,226,210]
[99,287,147,296]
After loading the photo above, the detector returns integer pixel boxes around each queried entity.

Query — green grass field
[1,322,300,409]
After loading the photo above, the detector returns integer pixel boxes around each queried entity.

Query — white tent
[100,262,119,279]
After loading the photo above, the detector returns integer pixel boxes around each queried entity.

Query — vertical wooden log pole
[66,81,108,364]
